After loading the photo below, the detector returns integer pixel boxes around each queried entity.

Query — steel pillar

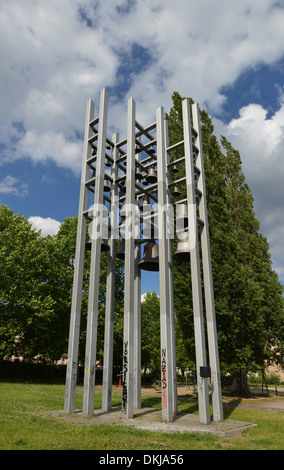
[182,99,211,424]
[122,97,136,419]
[156,106,173,422]
[64,98,94,414]
[192,103,224,422]
[102,132,119,411]
[82,89,108,416]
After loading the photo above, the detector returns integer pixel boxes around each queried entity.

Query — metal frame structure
[64,88,223,424]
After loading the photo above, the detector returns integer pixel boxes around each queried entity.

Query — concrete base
[45,407,257,438]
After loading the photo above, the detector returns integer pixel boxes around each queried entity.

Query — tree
[0,207,125,367]
[0,205,55,359]
[141,291,160,378]
[166,93,284,393]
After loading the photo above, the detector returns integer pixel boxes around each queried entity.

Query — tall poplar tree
[166,92,284,392]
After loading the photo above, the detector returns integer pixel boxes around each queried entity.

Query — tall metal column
[122,97,136,419]
[64,98,94,414]
[182,99,210,424]
[82,89,108,416]
[192,103,224,422]
[164,119,178,414]
[102,132,119,411]
[133,242,141,409]
[157,106,173,422]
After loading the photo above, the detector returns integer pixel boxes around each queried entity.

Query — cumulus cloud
[1,0,284,277]
[1,1,284,172]
[213,98,284,278]
[0,176,28,198]
[28,216,61,237]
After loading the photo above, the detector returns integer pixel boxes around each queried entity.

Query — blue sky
[1,0,284,294]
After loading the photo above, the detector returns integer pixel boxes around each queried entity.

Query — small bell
[104,179,111,192]
[116,239,125,260]
[135,164,143,180]
[148,145,155,155]
[176,204,188,229]
[173,236,190,263]
[105,158,112,167]
[172,164,178,173]
[101,240,110,252]
[173,183,181,197]
[140,196,150,210]
[120,203,127,217]
[138,240,159,271]
[146,167,157,184]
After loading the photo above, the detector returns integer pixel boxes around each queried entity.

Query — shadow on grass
[141,396,161,409]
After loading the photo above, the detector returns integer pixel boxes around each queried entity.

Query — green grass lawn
[0,382,283,450]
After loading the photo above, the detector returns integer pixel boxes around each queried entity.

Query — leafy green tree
[0,207,125,366]
[0,205,55,359]
[166,93,284,393]
[141,291,160,378]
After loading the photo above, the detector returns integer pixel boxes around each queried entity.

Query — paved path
[41,407,257,438]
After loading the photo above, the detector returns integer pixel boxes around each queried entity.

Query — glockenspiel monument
[64,88,224,424]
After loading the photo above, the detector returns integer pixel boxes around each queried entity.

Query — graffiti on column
[161,348,167,410]
[122,341,128,414]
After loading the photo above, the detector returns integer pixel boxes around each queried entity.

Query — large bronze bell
[116,239,125,260]
[146,167,157,184]
[173,236,190,263]
[138,240,159,271]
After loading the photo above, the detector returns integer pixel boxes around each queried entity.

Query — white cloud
[0,176,28,198]
[28,216,61,237]
[213,98,284,279]
[1,1,284,171]
[1,0,284,277]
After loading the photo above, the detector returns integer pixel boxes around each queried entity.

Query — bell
[105,158,112,167]
[176,204,188,228]
[138,240,159,271]
[135,164,143,180]
[148,145,155,155]
[172,164,178,174]
[86,238,110,252]
[101,240,110,252]
[146,167,157,184]
[116,239,125,260]
[173,183,181,197]
[120,203,127,217]
[104,179,111,192]
[140,195,150,210]
[173,237,190,263]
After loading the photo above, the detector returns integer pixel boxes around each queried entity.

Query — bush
[0,360,67,383]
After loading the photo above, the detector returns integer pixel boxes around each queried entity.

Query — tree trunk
[231,369,251,396]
